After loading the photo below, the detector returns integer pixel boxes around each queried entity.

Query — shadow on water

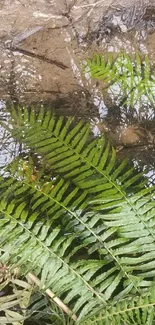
[0,1,155,183]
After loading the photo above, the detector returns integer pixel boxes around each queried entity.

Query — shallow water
[0,0,155,182]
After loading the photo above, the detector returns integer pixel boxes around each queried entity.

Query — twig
[9,46,68,70]
[25,89,62,94]
[27,272,77,321]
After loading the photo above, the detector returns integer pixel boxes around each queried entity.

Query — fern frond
[86,54,116,82]
[3,106,147,197]
[0,160,155,320]
[80,289,155,325]
[0,176,108,320]
[0,107,155,322]
[86,53,155,107]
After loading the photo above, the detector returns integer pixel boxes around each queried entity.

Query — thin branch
[27,272,77,321]
[9,46,68,70]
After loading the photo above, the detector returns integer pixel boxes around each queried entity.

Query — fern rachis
[0,106,155,323]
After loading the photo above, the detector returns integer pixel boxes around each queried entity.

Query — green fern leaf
[86,53,155,107]
[80,289,155,325]
[0,106,155,322]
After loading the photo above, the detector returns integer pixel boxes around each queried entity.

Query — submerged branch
[9,46,68,70]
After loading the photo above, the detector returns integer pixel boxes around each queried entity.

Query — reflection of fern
[86,53,155,107]
[0,106,155,323]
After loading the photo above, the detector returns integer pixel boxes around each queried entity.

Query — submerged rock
[97,122,155,147]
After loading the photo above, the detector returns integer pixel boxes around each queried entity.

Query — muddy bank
[1,0,155,107]
[1,0,155,180]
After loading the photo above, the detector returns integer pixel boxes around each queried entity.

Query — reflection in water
[0,100,20,168]
[1,2,155,184]
[84,53,155,184]
[86,53,155,110]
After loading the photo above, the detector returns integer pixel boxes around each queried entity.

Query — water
[0,0,155,182]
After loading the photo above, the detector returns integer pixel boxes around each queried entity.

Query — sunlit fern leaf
[86,54,116,82]
[0,170,153,314]
[80,289,155,325]
[0,176,108,320]
[2,106,147,198]
[0,167,154,321]
[86,53,155,108]
[0,106,155,322]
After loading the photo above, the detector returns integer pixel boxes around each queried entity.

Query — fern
[2,106,146,195]
[81,289,155,324]
[0,106,155,323]
[86,53,155,108]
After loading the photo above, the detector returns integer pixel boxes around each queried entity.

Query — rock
[119,125,143,145]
